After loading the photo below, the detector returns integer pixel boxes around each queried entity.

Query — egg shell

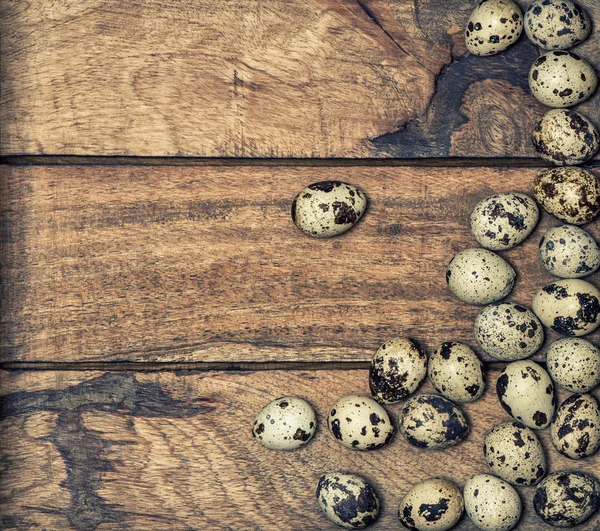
[532,278,600,336]
[532,109,600,166]
[464,474,522,531]
[398,478,464,531]
[529,51,597,108]
[496,360,555,429]
[474,302,544,360]
[465,0,523,57]
[539,225,600,278]
[446,248,515,305]
[483,421,546,486]
[546,337,600,392]
[532,166,600,225]
[316,473,380,529]
[551,393,600,459]
[251,396,316,450]
[470,192,539,250]
[369,337,427,404]
[399,393,469,449]
[291,181,367,238]
[428,342,485,403]
[327,394,394,450]
[525,0,591,50]
[533,471,600,527]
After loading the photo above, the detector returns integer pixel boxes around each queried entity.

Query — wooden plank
[1,369,598,530]
[4,164,600,363]
[2,0,599,158]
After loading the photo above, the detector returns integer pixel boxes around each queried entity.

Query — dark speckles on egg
[551,393,600,459]
[465,0,523,56]
[539,225,600,279]
[525,0,591,50]
[547,337,600,392]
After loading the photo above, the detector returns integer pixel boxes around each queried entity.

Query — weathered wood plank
[1,369,598,530]
[3,164,600,363]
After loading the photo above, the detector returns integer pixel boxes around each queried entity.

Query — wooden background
[2,0,600,530]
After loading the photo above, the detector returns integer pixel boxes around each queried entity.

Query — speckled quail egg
[369,337,427,404]
[529,51,597,108]
[464,474,522,531]
[540,225,600,278]
[327,395,394,450]
[399,394,469,449]
[532,109,600,165]
[474,302,544,360]
[470,192,539,250]
[546,337,600,392]
[398,478,464,531]
[316,473,380,529]
[534,471,600,527]
[551,393,600,459]
[252,396,316,450]
[532,278,600,336]
[532,166,600,224]
[465,0,523,57]
[428,342,485,403]
[525,0,591,50]
[291,181,367,238]
[496,360,555,429]
[483,421,547,486]
[446,248,515,305]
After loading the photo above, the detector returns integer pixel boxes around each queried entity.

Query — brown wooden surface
[2,0,600,158]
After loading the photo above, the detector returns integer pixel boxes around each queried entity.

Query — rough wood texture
[4,164,600,364]
[1,369,598,530]
[2,0,599,158]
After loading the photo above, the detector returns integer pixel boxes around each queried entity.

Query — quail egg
[474,302,544,360]
[496,360,555,429]
[399,394,469,449]
[369,337,427,404]
[539,225,600,278]
[252,396,316,450]
[551,393,600,459]
[546,337,600,392]
[465,0,523,56]
[428,342,485,403]
[532,278,600,336]
[291,181,367,237]
[470,192,539,250]
[327,395,394,450]
[464,474,522,531]
[446,248,516,305]
[483,421,547,485]
[316,473,380,529]
[525,0,591,50]
[534,471,600,527]
[398,478,464,531]
[532,109,600,165]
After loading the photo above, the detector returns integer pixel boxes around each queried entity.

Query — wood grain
[2,0,599,158]
[1,369,598,530]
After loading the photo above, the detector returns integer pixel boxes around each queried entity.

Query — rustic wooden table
[1,1,599,530]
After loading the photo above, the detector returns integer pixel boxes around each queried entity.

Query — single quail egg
[446,248,515,305]
[496,360,555,429]
[369,337,427,404]
[532,109,600,165]
[551,393,600,459]
[525,0,591,50]
[316,473,380,529]
[252,396,316,450]
[532,278,600,336]
[483,421,547,485]
[464,474,522,531]
[546,337,600,392]
[465,0,523,57]
[539,225,600,278]
[399,394,469,449]
[470,192,539,250]
[327,395,394,450]
[428,342,485,402]
[534,471,600,527]
[291,181,367,237]
[474,302,544,360]
[398,478,464,531]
